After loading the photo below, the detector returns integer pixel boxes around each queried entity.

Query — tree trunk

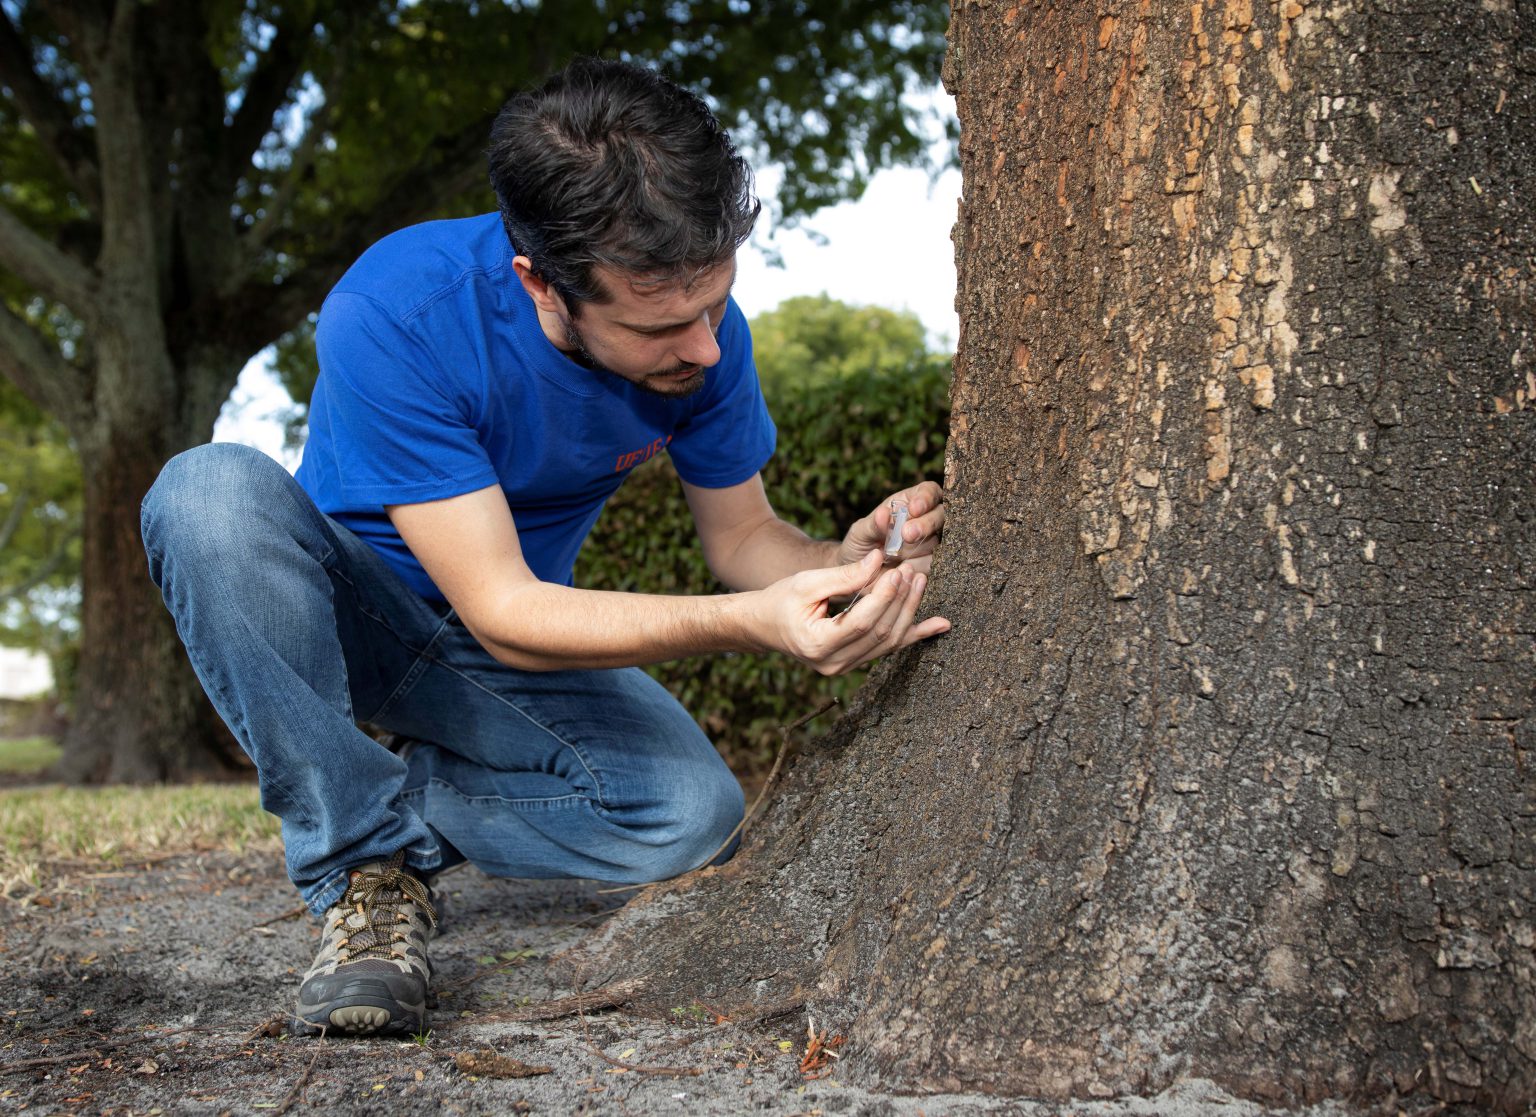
[53,364,239,783]
[569,1,1534,1110]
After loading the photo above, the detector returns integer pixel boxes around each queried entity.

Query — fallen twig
[438,951,540,994]
[563,903,624,930]
[578,1004,701,1078]
[222,902,307,946]
[642,997,805,1058]
[0,1026,205,1075]
[799,1016,844,1078]
[455,980,643,1025]
[272,1041,325,1115]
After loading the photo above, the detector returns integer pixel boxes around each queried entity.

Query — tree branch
[0,7,102,209]
[221,112,495,357]
[85,1,160,300]
[0,300,91,427]
[0,487,28,553]
[0,203,100,315]
[223,9,316,195]
[0,525,79,602]
[243,93,335,255]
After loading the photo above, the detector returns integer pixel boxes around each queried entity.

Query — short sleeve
[311,291,499,505]
[666,300,777,488]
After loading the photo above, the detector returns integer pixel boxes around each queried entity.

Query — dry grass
[0,781,280,899]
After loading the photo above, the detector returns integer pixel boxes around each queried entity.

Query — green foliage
[0,380,81,677]
[577,301,951,773]
[749,294,941,395]
[6,0,951,413]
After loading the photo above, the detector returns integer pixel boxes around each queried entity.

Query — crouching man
[141,57,948,1037]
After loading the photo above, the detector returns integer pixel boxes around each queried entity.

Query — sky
[212,114,963,465]
[733,161,961,344]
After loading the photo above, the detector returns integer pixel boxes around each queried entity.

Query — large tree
[0,0,949,781]
[571,0,1535,1109]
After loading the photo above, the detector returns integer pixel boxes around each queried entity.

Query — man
[141,57,948,1038]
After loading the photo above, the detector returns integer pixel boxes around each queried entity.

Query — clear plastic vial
[884,497,910,558]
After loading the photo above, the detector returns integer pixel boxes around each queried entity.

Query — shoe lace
[336,851,438,962]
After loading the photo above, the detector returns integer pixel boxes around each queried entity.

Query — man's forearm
[707,517,842,591]
[464,544,938,679]
[471,581,765,671]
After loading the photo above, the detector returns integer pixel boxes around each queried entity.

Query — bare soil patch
[0,853,1302,1116]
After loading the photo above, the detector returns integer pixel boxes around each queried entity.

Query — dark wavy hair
[487,58,760,311]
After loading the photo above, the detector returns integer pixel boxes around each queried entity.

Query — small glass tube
[884,497,909,558]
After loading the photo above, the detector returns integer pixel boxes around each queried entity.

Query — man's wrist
[713,588,776,656]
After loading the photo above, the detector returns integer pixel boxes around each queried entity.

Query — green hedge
[575,358,951,775]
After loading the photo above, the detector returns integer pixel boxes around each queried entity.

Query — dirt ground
[0,852,1331,1116]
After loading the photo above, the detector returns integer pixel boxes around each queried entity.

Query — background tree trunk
[57,420,236,783]
[572,0,1534,1109]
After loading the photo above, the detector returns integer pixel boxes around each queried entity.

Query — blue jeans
[140,443,744,916]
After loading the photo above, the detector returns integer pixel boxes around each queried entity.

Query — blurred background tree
[749,293,941,394]
[0,0,950,781]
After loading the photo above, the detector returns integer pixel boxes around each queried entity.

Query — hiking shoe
[294,851,438,1037]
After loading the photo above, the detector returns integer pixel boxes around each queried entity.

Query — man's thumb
[812,548,881,599]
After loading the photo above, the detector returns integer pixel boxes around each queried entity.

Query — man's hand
[752,549,951,676]
[835,481,946,573]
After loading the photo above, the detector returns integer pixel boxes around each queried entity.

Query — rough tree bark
[65,420,232,783]
[573,1,1534,1110]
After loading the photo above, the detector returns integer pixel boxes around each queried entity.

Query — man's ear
[512,256,569,318]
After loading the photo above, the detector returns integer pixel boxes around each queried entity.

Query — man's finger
[900,506,946,547]
[897,574,950,645]
[839,570,947,670]
[905,481,946,518]
[835,566,905,630]
[900,615,952,644]
[806,548,884,608]
[866,569,925,656]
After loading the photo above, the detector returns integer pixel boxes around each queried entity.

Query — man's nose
[675,314,721,368]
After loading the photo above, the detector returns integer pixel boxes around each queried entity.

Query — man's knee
[142,443,307,574]
[144,443,280,528]
[628,763,746,881]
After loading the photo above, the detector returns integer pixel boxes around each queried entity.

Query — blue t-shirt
[295,214,777,602]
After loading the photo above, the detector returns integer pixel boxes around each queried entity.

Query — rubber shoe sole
[293,974,427,1038]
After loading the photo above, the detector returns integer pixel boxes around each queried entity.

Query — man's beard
[564,319,707,399]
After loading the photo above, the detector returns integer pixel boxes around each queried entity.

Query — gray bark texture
[45,7,246,782]
[570,1,1535,1110]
